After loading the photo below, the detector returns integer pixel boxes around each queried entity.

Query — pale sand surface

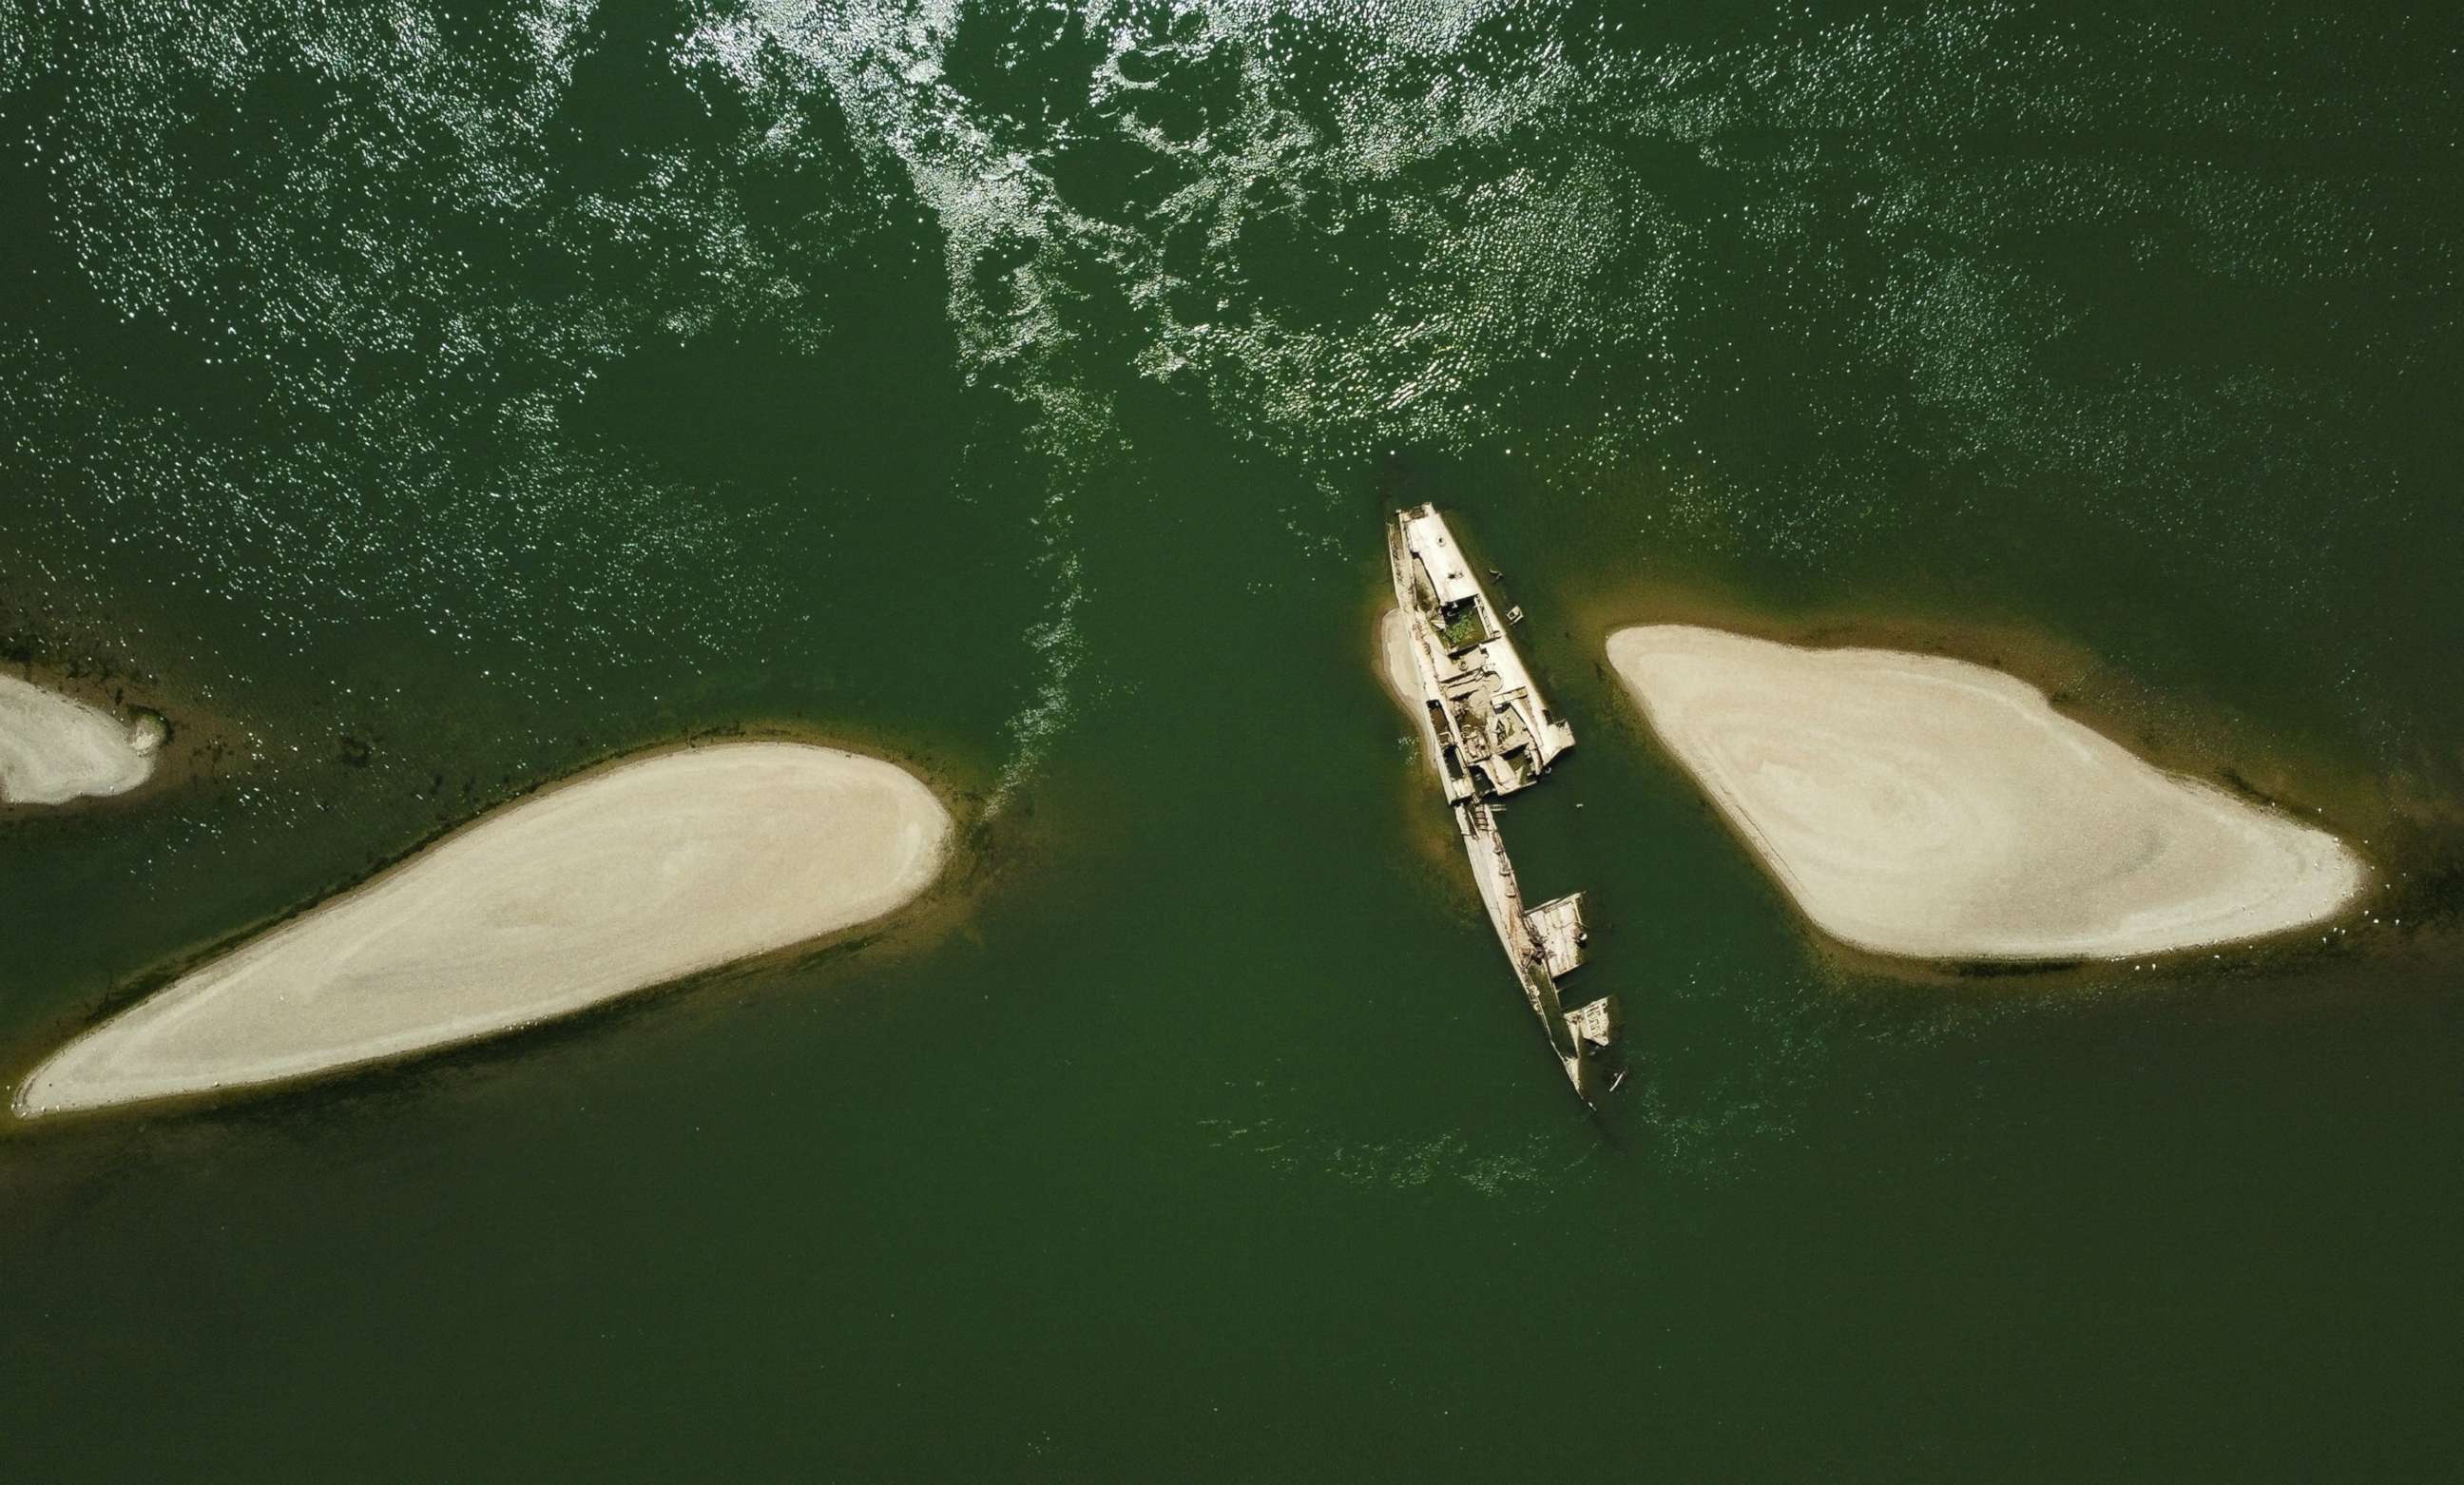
[0,673,158,804]
[1607,625,2367,960]
[1376,607,1444,763]
[17,742,952,1116]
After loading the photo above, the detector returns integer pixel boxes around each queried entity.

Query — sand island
[1376,607,1444,761]
[1607,626,2366,961]
[15,741,952,1117]
[0,673,164,805]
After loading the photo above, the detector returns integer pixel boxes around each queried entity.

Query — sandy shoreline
[16,741,953,1117]
[1376,607,1445,765]
[1607,625,2367,961]
[0,673,162,805]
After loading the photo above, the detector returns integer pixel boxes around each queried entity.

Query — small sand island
[1607,626,2367,961]
[0,673,164,805]
[15,742,952,1117]
[1376,608,1442,759]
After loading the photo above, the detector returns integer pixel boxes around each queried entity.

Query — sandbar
[16,742,952,1116]
[1607,625,2366,961]
[1376,607,1445,763]
[0,673,161,805]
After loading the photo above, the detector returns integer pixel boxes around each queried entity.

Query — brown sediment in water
[0,672,159,805]
[0,651,248,815]
[13,740,955,1118]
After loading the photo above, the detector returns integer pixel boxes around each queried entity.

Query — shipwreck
[1387,504,1624,1106]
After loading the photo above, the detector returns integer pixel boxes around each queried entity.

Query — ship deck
[1389,503,1620,1107]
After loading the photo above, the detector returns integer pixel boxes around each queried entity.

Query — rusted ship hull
[1389,504,1622,1106]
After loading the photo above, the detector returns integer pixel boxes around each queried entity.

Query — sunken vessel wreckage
[1388,504,1624,1106]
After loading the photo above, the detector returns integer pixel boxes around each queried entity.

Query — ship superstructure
[1388,505,1623,1106]
[1387,505,1575,801]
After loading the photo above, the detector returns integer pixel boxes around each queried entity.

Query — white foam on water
[743,0,1123,808]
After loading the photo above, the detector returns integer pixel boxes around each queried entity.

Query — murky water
[4,1,2460,1477]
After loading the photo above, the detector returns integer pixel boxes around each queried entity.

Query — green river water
[4,1,2461,1477]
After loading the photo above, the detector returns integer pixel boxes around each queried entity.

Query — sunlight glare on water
[2,2,2460,1479]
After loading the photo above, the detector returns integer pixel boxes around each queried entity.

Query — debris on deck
[1388,504,1625,1107]
[1525,892,1588,980]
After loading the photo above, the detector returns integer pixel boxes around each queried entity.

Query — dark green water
[5,0,2462,1476]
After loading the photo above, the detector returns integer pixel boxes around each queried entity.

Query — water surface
[3,1,2460,1477]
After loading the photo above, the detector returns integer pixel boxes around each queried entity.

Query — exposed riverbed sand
[16,742,952,1116]
[0,673,161,805]
[1606,625,2366,960]
[1376,607,1444,764]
